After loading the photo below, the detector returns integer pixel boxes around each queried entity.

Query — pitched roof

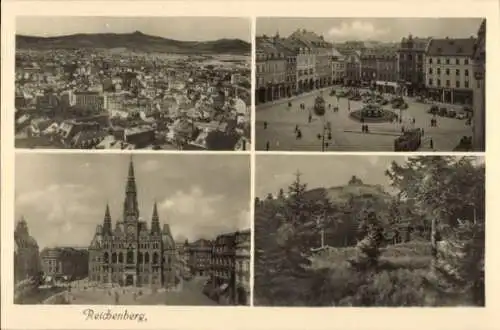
[256,37,279,55]
[427,38,477,56]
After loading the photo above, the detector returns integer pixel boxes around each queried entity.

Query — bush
[309,265,428,306]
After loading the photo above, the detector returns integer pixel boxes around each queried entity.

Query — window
[456,81,460,88]
[465,69,469,77]
[456,69,460,76]
[126,250,134,264]
[429,68,433,74]
[437,68,441,75]
[408,54,413,61]
[437,79,441,87]
[456,58,460,65]
[465,59,469,65]
[446,68,450,75]
[446,58,450,65]
[465,81,469,88]
[429,58,433,64]
[437,58,441,64]
[428,78,433,86]
[446,80,450,87]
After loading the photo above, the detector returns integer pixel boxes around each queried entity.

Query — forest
[254,156,485,306]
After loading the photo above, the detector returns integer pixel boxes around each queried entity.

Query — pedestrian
[266,141,270,151]
[412,118,416,124]
[297,129,302,139]
[430,138,434,149]
[365,125,369,133]
[295,124,299,133]
[264,121,267,129]
[308,114,312,123]
[401,126,405,133]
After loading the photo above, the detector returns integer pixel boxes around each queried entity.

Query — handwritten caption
[82,308,148,323]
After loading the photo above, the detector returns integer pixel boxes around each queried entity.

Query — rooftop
[427,37,477,57]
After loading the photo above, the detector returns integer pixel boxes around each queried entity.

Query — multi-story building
[36,92,59,111]
[255,36,286,104]
[331,48,345,84]
[175,241,190,277]
[75,91,107,111]
[210,232,236,304]
[40,247,89,280]
[234,229,251,305]
[375,49,399,93]
[188,239,212,276]
[360,50,377,86]
[397,35,430,96]
[211,232,235,287]
[344,50,362,85]
[14,217,41,283]
[424,37,476,104]
[274,36,298,98]
[472,19,486,151]
[289,29,333,90]
[88,159,177,288]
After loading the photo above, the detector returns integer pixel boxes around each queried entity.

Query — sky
[15,154,250,249]
[16,17,251,42]
[257,18,484,42]
[255,155,405,198]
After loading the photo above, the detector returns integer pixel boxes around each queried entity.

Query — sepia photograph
[14,17,251,151]
[255,18,486,152]
[254,155,485,306]
[14,153,250,306]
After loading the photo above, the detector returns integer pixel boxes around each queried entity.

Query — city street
[256,87,472,151]
[65,277,217,305]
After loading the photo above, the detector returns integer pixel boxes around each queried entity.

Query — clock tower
[123,158,139,241]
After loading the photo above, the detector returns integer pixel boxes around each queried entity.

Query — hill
[16,31,251,55]
[303,182,391,205]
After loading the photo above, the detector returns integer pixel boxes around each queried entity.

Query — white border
[2,1,499,330]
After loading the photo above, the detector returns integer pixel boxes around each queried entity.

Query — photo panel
[254,154,485,306]
[14,153,251,306]
[255,18,486,152]
[15,16,252,151]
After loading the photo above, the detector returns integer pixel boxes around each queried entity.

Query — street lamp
[313,93,331,151]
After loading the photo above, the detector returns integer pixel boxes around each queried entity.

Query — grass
[303,241,437,306]
[309,241,432,271]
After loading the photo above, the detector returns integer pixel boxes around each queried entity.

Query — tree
[386,156,485,305]
[278,188,285,200]
[254,171,317,305]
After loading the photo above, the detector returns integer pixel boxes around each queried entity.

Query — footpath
[256,86,338,111]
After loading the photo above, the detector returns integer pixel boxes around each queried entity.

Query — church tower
[123,158,140,221]
[151,201,161,234]
[103,203,112,235]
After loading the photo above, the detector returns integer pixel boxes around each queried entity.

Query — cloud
[15,183,100,248]
[159,186,224,218]
[141,159,161,172]
[328,21,389,40]
[236,209,251,230]
[159,186,237,241]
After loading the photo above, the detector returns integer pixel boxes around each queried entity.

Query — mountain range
[16,31,251,55]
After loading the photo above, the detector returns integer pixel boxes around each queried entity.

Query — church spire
[103,203,112,234]
[151,201,160,234]
[123,157,139,220]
